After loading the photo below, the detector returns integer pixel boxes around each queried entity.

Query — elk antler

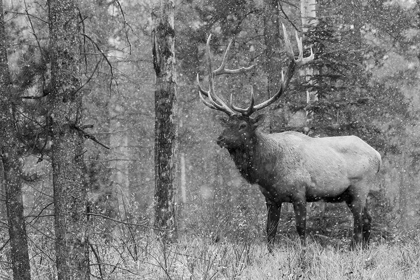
[231,24,314,116]
[197,35,255,116]
[197,25,314,117]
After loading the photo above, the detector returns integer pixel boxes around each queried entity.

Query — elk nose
[216,136,225,147]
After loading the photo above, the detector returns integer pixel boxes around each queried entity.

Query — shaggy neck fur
[227,130,281,184]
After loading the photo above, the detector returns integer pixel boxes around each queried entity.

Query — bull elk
[197,25,382,250]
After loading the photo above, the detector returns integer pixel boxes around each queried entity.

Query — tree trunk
[398,151,409,229]
[152,0,177,241]
[301,0,318,126]
[109,118,130,219]
[0,2,32,279]
[48,0,90,278]
[177,152,186,232]
[301,0,317,33]
[0,161,5,220]
[301,0,323,215]
[263,0,282,132]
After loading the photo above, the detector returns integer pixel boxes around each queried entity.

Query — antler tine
[213,39,232,75]
[197,72,235,115]
[251,71,285,111]
[197,34,257,116]
[230,86,255,115]
[197,73,210,98]
[295,31,303,61]
[282,24,315,65]
[242,24,314,113]
[195,35,237,115]
[198,90,217,110]
[283,24,294,60]
[245,86,255,115]
[214,39,256,75]
[302,47,315,65]
[295,30,315,66]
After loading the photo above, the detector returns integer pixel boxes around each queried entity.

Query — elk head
[197,25,314,151]
[215,114,264,150]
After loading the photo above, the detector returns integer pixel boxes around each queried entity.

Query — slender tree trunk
[0,161,5,220]
[301,0,317,33]
[180,153,187,205]
[2,153,31,280]
[152,0,177,241]
[109,121,130,219]
[0,2,31,279]
[177,152,186,232]
[301,0,318,126]
[301,0,324,215]
[48,0,89,278]
[399,151,408,229]
[263,0,282,132]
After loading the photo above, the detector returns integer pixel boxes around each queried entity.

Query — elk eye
[239,123,247,130]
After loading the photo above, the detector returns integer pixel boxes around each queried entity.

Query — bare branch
[72,124,110,150]
[81,33,116,89]
[0,239,10,253]
[23,0,44,58]
[87,212,167,231]
[25,202,54,225]
[89,242,104,279]
[112,0,133,54]
[72,56,103,98]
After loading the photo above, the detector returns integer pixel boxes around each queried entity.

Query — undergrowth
[2,232,420,279]
[90,234,420,279]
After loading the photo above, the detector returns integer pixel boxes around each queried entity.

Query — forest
[1,0,420,279]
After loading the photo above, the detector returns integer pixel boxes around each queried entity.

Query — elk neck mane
[227,129,284,184]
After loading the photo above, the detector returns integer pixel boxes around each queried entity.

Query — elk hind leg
[293,199,307,246]
[266,201,281,252]
[346,197,364,249]
[362,206,372,245]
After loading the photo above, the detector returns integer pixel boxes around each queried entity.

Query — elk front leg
[293,199,307,246]
[266,200,281,252]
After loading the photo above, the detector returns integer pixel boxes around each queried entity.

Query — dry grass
[2,234,420,279]
[90,235,420,280]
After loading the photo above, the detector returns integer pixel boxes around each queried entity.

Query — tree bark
[263,0,282,132]
[301,0,318,126]
[109,115,130,219]
[152,0,177,241]
[48,0,90,278]
[0,2,32,279]
[0,161,5,220]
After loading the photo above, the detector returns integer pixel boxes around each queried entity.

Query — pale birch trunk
[301,0,318,126]
[301,0,324,216]
[263,0,282,133]
[109,103,130,219]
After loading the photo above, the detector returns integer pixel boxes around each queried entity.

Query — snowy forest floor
[92,234,420,280]
[1,233,419,279]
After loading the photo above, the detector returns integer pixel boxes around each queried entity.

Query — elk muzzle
[216,135,227,148]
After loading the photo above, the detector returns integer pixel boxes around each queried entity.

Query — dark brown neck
[227,132,260,183]
[227,130,282,184]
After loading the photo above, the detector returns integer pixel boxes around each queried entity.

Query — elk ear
[252,114,265,128]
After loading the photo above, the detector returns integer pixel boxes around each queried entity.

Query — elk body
[197,25,382,250]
